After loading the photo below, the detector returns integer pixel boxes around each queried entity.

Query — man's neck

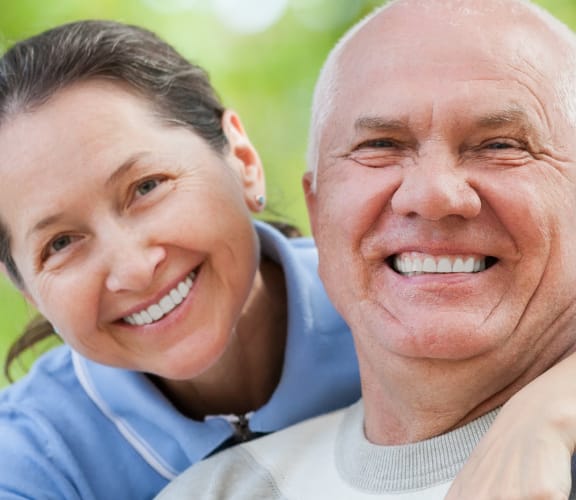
[359,345,575,446]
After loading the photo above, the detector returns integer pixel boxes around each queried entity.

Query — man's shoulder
[245,403,347,458]
[156,405,353,500]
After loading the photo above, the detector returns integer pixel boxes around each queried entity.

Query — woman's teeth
[123,271,196,326]
[393,253,487,276]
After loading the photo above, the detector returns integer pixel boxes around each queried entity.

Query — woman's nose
[104,234,166,293]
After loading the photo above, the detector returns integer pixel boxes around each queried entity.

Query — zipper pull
[232,413,251,442]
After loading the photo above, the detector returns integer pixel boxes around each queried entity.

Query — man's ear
[221,110,266,213]
[302,171,318,237]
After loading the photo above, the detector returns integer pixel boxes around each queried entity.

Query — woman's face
[0,80,265,380]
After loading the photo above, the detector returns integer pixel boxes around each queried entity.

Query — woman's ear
[221,110,266,213]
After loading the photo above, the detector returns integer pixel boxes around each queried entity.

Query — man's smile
[390,252,498,276]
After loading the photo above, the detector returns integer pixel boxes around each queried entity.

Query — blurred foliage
[0,0,575,386]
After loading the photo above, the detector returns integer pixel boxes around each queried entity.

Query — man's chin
[359,310,511,361]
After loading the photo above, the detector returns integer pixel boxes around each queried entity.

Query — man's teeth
[123,272,196,326]
[393,254,486,276]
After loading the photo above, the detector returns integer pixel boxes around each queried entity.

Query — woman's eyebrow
[27,212,66,238]
[104,151,150,189]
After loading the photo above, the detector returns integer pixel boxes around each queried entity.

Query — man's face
[305,8,576,374]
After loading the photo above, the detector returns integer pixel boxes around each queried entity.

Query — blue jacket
[0,221,360,499]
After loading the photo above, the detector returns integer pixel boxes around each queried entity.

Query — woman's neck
[153,257,288,420]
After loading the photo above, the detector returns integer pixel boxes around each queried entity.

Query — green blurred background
[0,0,575,386]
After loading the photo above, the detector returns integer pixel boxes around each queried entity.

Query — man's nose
[104,231,166,293]
[390,152,481,220]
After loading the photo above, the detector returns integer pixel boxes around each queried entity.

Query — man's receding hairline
[304,2,387,189]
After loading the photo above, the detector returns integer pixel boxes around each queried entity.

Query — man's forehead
[324,1,566,117]
[338,2,547,69]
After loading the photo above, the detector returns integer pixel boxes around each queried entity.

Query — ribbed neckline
[336,401,499,493]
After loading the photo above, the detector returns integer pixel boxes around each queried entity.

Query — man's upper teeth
[124,272,196,325]
[394,253,486,275]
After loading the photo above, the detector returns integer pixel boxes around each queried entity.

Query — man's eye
[358,139,397,149]
[483,139,526,151]
[487,142,514,149]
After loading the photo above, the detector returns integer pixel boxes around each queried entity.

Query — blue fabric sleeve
[0,406,93,499]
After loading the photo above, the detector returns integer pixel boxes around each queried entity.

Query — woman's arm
[446,355,576,499]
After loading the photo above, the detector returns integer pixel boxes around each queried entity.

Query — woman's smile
[122,268,198,326]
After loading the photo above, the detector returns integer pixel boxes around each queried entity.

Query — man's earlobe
[302,172,318,236]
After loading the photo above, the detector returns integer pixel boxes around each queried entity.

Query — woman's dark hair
[0,20,299,382]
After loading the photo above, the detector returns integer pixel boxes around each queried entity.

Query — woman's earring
[255,194,266,211]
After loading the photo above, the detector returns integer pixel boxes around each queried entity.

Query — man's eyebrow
[355,108,537,132]
[475,107,534,131]
[27,152,149,238]
[354,116,408,132]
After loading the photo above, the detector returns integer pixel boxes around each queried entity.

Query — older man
[157,0,576,497]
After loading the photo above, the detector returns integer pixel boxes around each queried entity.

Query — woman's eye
[50,235,72,253]
[125,175,169,209]
[135,178,161,197]
[41,234,77,262]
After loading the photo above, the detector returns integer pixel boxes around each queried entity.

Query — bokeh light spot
[211,0,288,34]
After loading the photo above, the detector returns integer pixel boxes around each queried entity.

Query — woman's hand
[446,356,576,500]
